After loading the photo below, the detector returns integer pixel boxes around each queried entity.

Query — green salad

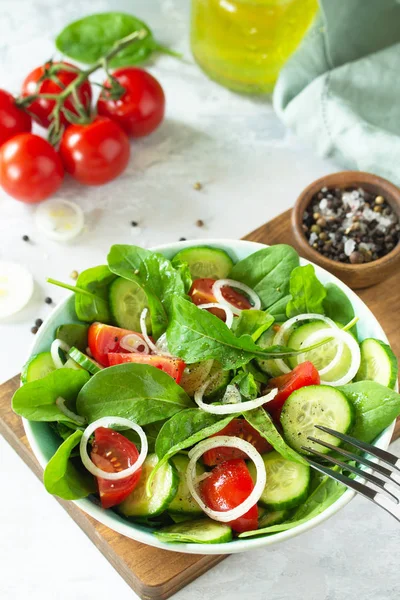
[13,243,400,544]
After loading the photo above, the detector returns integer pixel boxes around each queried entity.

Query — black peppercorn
[45,297,53,304]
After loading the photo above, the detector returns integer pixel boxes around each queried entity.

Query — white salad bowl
[23,239,396,555]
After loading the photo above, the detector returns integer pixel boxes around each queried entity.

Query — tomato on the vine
[0,89,31,147]
[97,67,165,138]
[59,116,130,186]
[21,61,92,128]
[0,133,63,203]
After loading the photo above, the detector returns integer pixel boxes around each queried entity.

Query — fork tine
[315,425,400,472]
[303,445,399,503]
[306,436,399,488]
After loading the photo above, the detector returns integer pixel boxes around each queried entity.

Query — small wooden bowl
[292,171,400,289]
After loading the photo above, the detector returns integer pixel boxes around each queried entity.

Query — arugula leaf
[286,265,326,318]
[76,363,193,425]
[107,245,187,338]
[339,381,400,443]
[55,12,179,67]
[48,265,116,323]
[43,430,96,500]
[49,421,83,443]
[232,310,274,341]
[324,283,357,336]
[230,245,299,310]
[244,408,307,465]
[12,369,90,423]
[230,371,259,400]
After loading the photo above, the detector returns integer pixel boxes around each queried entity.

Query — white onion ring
[212,279,261,316]
[120,333,150,354]
[194,375,278,414]
[140,308,158,353]
[297,327,361,386]
[197,303,234,328]
[51,339,71,369]
[273,313,338,374]
[80,416,148,481]
[186,436,266,523]
[155,332,173,357]
[56,397,86,426]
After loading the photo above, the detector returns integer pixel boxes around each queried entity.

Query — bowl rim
[23,238,396,555]
[292,170,400,273]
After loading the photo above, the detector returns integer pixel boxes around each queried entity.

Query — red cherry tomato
[267,361,320,422]
[21,61,92,128]
[59,116,130,185]
[88,323,147,367]
[202,418,272,466]
[97,67,165,137]
[199,458,258,533]
[90,427,141,509]
[0,89,31,148]
[108,353,186,384]
[0,133,63,203]
[189,278,252,321]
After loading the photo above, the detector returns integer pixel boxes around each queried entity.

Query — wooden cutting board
[1,208,399,600]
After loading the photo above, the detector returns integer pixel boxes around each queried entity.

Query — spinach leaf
[48,265,116,323]
[286,265,326,318]
[12,369,90,423]
[49,421,83,443]
[107,245,187,338]
[232,310,274,341]
[324,283,357,336]
[123,420,165,452]
[339,381,400,443]
[55,12,179,67]
[43,430,96,500]
[56,324,89,353]
[266,295,291,322]
[230,245,299,310]
[244,408,307,465]
[76,363,193,425]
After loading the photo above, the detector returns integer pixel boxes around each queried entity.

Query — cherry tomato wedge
[189,278,252,321]
[199,458,258,533]
[266,361,320,422]
[88,323,148,367]
[90,427,141,509]
[21,61,92,128]
[202,418,272,466]
[0,89,31,148]
[108,353,186,384]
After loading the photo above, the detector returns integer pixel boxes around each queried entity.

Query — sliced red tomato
[108,353,185,384]
[88,323,147,367]
[266,361,320,422]
[189,278,252,321]
[90,427,141,509]
[202,418,272,466]
[199,458,258,533]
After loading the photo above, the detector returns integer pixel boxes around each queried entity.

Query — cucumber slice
[287,321,331,369]
[62,357,84,371]
[109,277,149,332]
[255,328,282,377]
[68,347,103,375]
[21,352,56,384]
[56,324,88,352]
[168,454,205,514]
[118,454,179,518]
[168,512,197,524]
[154,518,233,544]
[248,452,310,510]
[172,246,234,280]
[180,360,214,396]
[204,361,231,400]
[281,385,354,455]
[355,338,398,389]
[258,507,289,528]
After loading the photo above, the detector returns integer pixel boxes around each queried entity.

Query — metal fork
[301,425,400,522]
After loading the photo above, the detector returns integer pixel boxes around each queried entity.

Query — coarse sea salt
[344,239,356,256]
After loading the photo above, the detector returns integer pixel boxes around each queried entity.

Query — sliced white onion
[273,313,338,375]
[212,279,261,316]
[197,303,234,328]
[0,261,34,318]
[155,332,173,357]
[35,199,84,242]
[297,327,361,386]
[56,397,86,426]
[194,374,278,415]
[221,384,242,404]
[80,416,148,481]
[120,333,150,354]
[186,436,266,523]
[139,308,158,353]
[51,339,71,369]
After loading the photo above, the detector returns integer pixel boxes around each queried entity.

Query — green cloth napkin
[273,0,400,185]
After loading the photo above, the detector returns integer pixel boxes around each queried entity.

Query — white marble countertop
[0,1,398,599]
